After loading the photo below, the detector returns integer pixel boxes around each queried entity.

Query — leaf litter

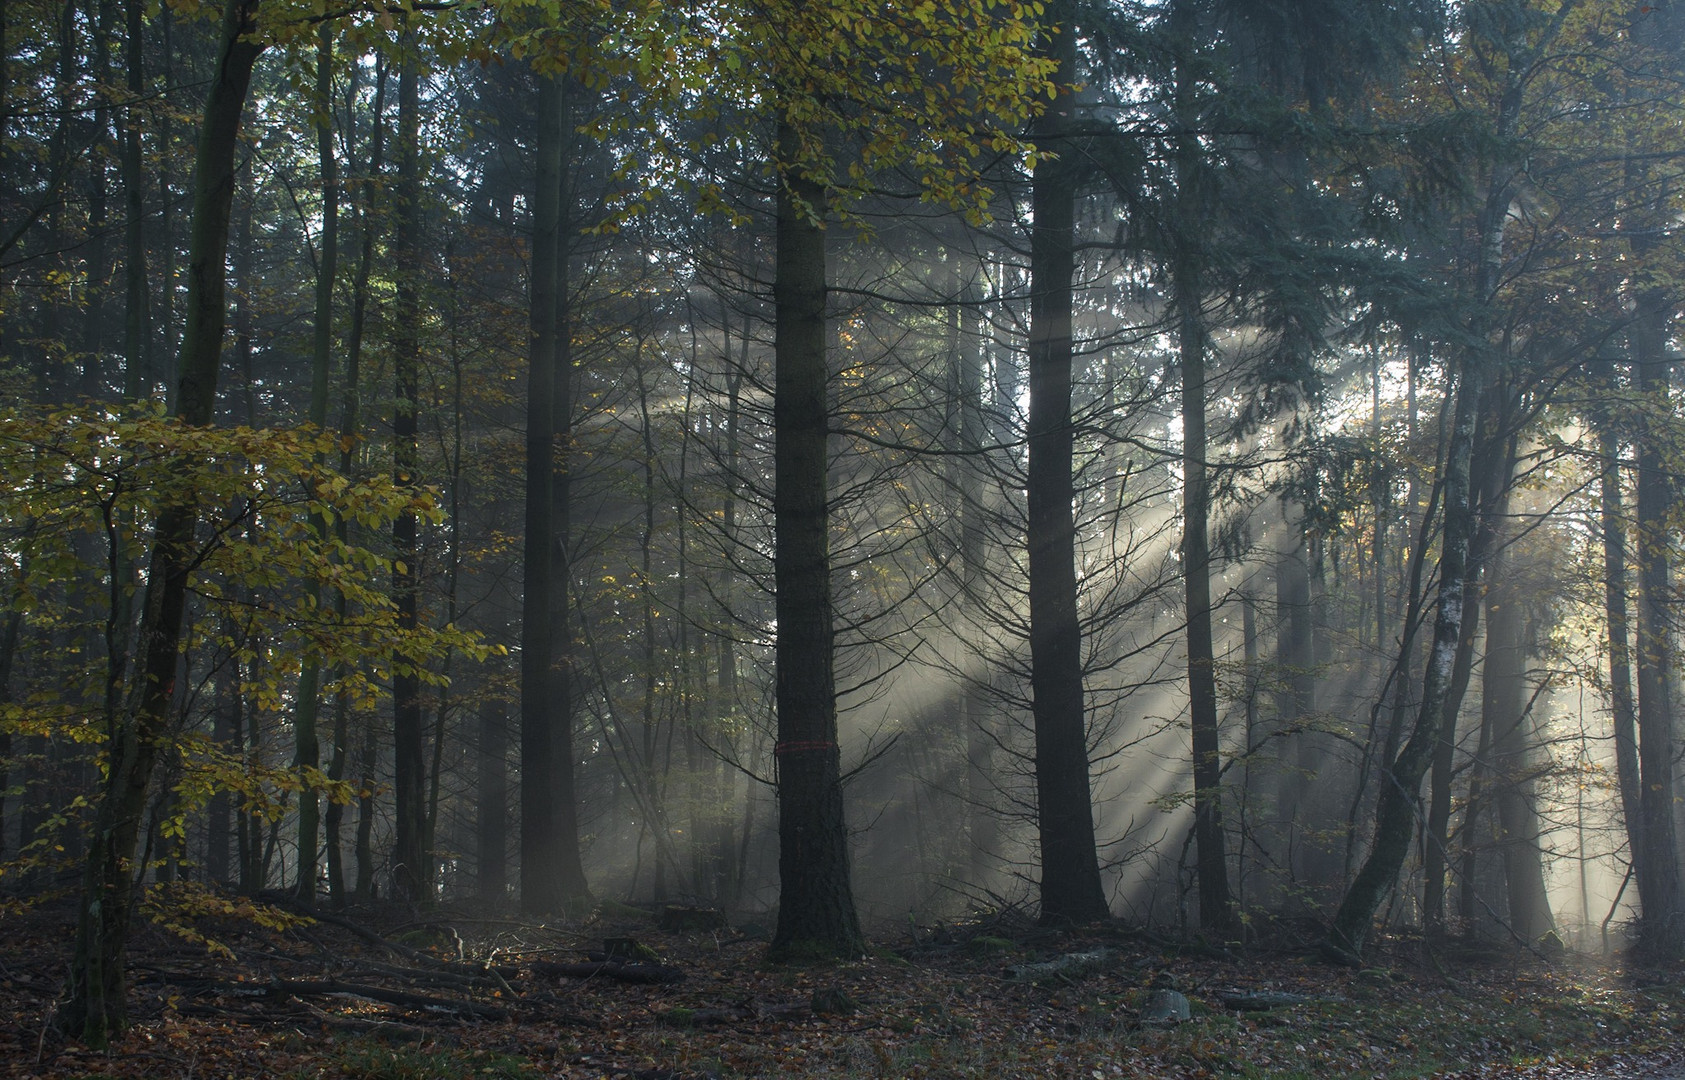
[2,898,1682,1079]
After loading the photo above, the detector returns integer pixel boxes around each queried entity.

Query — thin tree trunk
[82,0,114,399]
[422,258,463,887]
[716,357,745,905]
[120,0,149,399]
[1597,422,1643,889]
[478,682,508,903]
[63,0,263,1043]
[292,23,337,902]
[952,272,998,882]
[1174,185,1234,936]
[327,53,382,909]
[390,27,426,903]
[1327,191,1507,959]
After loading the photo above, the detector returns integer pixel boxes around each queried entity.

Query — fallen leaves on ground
[2,899,1682,1079]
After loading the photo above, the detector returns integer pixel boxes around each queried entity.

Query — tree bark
[390,27,426,903]
[1597,421,1643,897]
[477,681,508,903]
[1169,0,1233,933]
[1484,477,1553,943]
[292,23,337,902]
[329,53,383,909]
[768,124,865,960]
[1630,292,1682,958]
[520,71,588,914]
[1327,181,1505,958]
[1025,0,1107,926]
[1174,198,1233,937]
[62,0,263,1044]
[120,0,149,399]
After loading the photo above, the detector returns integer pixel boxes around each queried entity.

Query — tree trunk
[520,70,588,914]
[327,53,382,910]
[1328,351,1481,959]
[952,273,999,883]
[1165,0,1234,933]
[477,682,508,903]
[62,0,262,1044]
[1630,292,1682,958]
[82,0,113,399]
[390,28,426,904]
[1597,421,1643,896]
[1174,199,1233,937]
[120,0,149,399]
[292,23,337,902]
[768,124,864,961]
[1024,0,1107,927]
[1325,55,1524,956]
[1484,478,1553,943]
[1327,195,1505,958]
[1273,508,1315,885]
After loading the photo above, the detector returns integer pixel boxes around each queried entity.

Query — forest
[3,0,1685,1069]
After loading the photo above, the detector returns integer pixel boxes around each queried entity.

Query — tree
[1165,0,1234,934]
[520,67,590,914]
[63,0,265,1040]
[767,117,864,958]
[1328,0,1577,960]
[1024,0,1109,927]
[1621,0,1684,959]
[291,22,338,902]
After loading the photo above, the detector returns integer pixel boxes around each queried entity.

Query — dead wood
[270,978,512,1018]
[141,971,511,1020]
[532,959,684,985]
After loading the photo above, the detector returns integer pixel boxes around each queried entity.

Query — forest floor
[2,893,1684,1080]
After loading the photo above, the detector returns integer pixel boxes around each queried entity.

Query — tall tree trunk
[1167,0,1233,933]
[952,272,999,883]
[716,356,745,906]
[327,54,382,909]
[389,27,427,903]
[62,0,262,1043]
[1429,412,1515,934]
[1025,0,1107,927]
[1325,33,1533,954]
[1483,476,1553,943]
[1630,292,1682,958]
[477,677,508,902]
[81,0,114,398]
[520,71,588,914]
[768,122,864,960]
[1273,506,1315,885]
[1597,421,1643,894]
[1327,191,1507,960]
[292,23,337,902]
[120,0,149,399]
[1329,350,1482,959]
[1174,195,1233,937]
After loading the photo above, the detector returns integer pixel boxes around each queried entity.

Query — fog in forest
[5,1,1685,1041]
